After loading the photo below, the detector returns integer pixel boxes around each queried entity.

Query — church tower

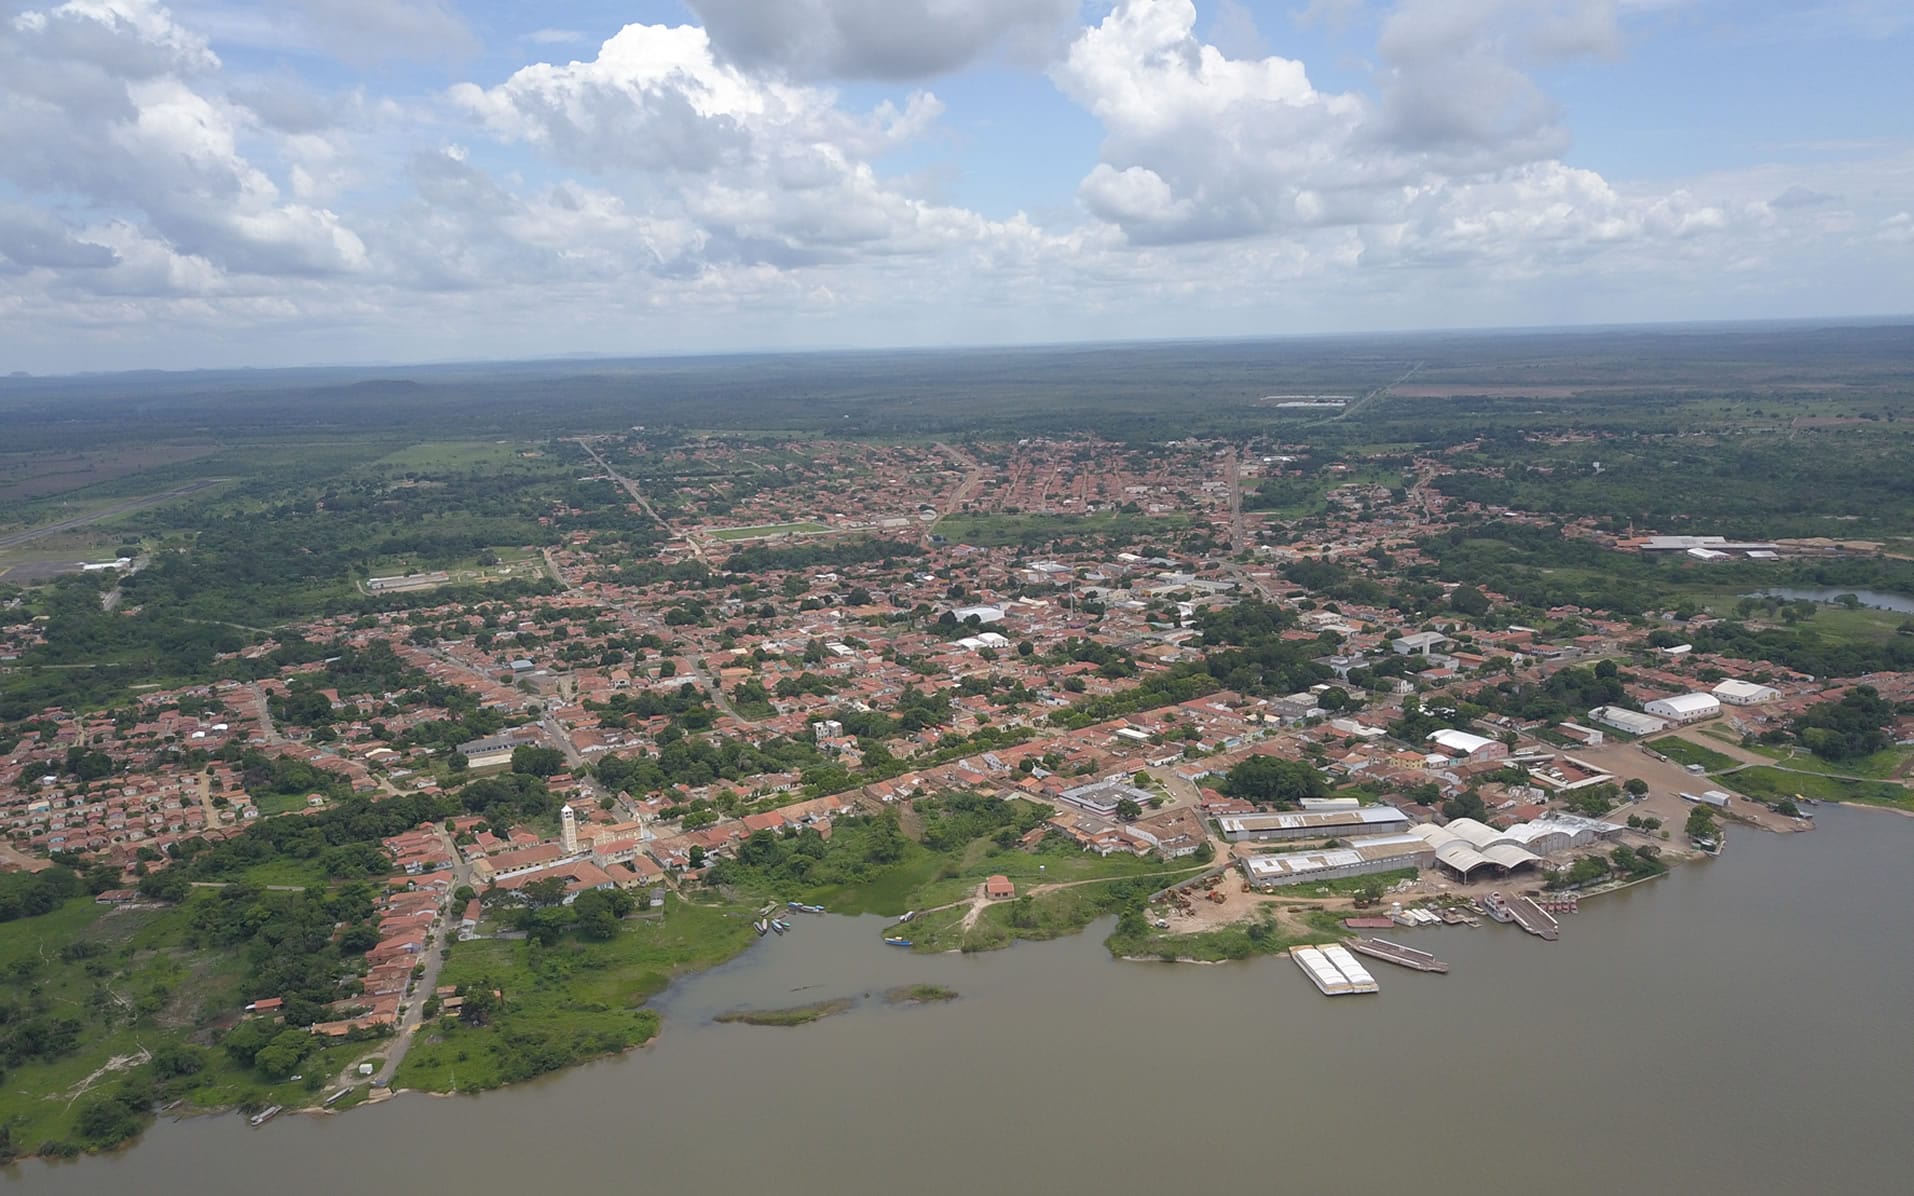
[560,803,579,855]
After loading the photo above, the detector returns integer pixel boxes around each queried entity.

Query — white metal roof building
[1425,728,1505,759]
[1411,821,1541,879]
[1589,706,1670,736]
[1712,679,1780,706]
[1645,693,1722,723]
[1239,833,1434,888]
[1216,806,1410,842]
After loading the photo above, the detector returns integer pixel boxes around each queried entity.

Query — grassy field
[707,521,831,541]
[1106,906,1349,963]
[0,895,348,1154]
[1716,766,1912,811]
[1741,745,1910,781]
[392,898,756,1093]
[370,440,531,472]
[1653,736,1742,773]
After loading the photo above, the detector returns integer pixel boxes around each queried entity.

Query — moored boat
[883,936,912,947]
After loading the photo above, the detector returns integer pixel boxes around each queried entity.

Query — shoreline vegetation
[715,998,854,1027]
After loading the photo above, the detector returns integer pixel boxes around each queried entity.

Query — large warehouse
[1645,693,1722,723]
[1216,806,1411,842]
[1239,834,1435,889]
[1712,679,1780,706]
[1410,816,1619,880]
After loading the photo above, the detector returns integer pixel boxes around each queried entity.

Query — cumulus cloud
[1052,0,1753,284]
[685,0,1078,80]
[0,0,367,284]
[449,21,1007,266]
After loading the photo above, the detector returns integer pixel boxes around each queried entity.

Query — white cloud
[0,0,1908,371]
[0,0,368,284]
[448,21,1004,266]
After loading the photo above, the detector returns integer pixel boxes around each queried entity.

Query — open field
[0,443,220,503]
[1716,766,1912,811]
[1652,736,1742,773]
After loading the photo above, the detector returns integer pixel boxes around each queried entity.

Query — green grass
[1716,766,1911,810]
[253,792,316,817]
[896,838,1192,913]
[714,998,852,1026]
[239,858,328,888]
[1283,867,1418,899]
[1106,907,1349,963]
[0,897,278,1153]
[1748,746,1911,781]
[885,984,957,1004]
[1653,736,1741,773]
[392,898,756,1093]
[370,441,528,472]
[707,521,830,541]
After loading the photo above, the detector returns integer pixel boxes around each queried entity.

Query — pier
[1347,937,1450,973]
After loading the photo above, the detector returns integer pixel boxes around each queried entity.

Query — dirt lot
[1567,740,1804,834]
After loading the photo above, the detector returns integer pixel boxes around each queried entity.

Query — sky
[1,0,1911,373]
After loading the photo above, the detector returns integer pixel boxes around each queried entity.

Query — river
[18,806,1914,1195]
[1745,586,1914,614]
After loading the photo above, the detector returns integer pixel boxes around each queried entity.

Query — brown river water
[15,805,1914,1194]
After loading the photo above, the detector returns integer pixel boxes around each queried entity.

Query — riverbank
[22,807,1912,1196]
[388,897,756,1094]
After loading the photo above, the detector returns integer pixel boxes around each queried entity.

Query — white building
[1712,679,1780,706]
[1425,729,1507,760]
[950,605,1005,625]
[1644,693,1722,724]
[1392,631,1451,656]
[1588,706,1669,736]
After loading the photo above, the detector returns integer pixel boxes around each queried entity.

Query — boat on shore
[754,919,769,936]
[249,1106,282,1128]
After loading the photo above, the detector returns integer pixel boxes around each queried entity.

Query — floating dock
[1508,896,1560,941]
[1348,937,1450,973]
[1292,945,1380,995]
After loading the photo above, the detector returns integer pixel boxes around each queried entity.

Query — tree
[510,745,565,777]
[520,876,569,909]
[252,1027,313,1080]
[1449,584,1491,617]
[1220,756,1327,808]
[571,890,622,940]
[1685,805,1719,840]
[1624,777,1649,797]
[460,986,498,1025]
[1115,797,1143,822]
[1442,791,1487,823]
